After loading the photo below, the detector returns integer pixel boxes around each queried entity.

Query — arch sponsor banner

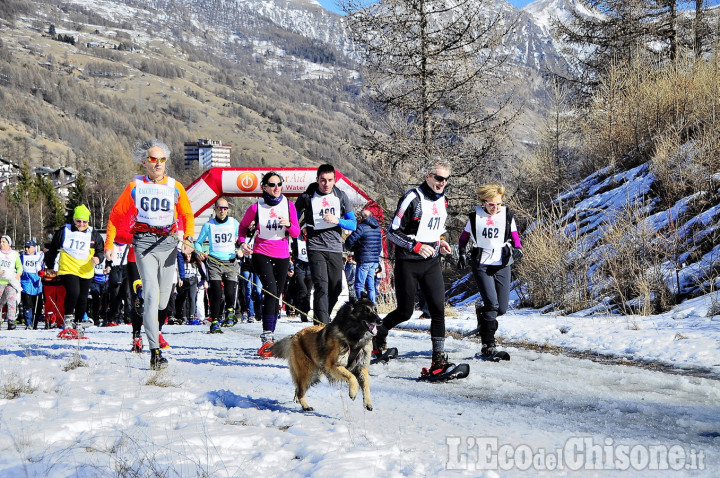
[186,167,373,218]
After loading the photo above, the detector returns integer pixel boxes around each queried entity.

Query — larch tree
[341,0,520,207]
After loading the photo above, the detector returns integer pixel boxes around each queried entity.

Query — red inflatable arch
[185,167,377,225]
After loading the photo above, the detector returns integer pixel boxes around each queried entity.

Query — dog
[271,297,380,412]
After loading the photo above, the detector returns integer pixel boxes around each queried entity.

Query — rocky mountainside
[0,0,575,191]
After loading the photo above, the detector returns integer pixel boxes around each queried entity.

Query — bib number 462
[481,227,499,239]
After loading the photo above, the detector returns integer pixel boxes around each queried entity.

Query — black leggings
[209,278,237,320]
[61,274,91,320]
[292,261,313,319]
[252,253,289,320]
[383,257,445,339]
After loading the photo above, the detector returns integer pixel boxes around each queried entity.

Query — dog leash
[178,237,325,326]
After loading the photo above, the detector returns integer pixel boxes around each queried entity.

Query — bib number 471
[427,217,441,230]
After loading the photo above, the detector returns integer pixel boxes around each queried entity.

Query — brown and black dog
[271,298,380,411]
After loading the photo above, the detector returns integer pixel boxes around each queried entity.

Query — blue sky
[317,1,533,15]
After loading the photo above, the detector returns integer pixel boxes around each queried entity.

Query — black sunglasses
[433,174,449,182]
[264,182,283,188]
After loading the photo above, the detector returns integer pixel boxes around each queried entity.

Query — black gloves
[457,252,467,270]
[512,247,523,261]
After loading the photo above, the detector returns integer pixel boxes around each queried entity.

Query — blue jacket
[345,216,382,264]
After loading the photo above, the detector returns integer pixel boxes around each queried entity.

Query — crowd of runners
[1,138,522,375]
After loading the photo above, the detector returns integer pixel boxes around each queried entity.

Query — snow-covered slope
[0,305,718,476]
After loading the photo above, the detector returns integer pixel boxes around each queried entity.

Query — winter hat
[73,205,91,222]
[24,240,37,247]
[1,235,11,246]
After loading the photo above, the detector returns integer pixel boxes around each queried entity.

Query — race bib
[310,193,340,231]
[414,189,447,243]
[209,220,237,253]
[134,177,176,226]
[258,196,289,240]
[0,250,16,279]
[473,206,506,250]
[22,253,43,274]
[63,225,93,261]
[296,238,308,262]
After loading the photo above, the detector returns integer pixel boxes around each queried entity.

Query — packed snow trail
[0,318,717,477]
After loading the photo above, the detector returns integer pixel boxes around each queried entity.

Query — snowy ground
[0,298,719,477]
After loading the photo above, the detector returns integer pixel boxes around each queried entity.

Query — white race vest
[0,250,17,280]
[296,238,308,262]
[63,225,93,261]
[22,252,43,274]
[257,196,289,240]
[134,177,176,226]
[310,192,340,230]
[209,219,237,253]
[473,206,507,250]
[414,189,447,242]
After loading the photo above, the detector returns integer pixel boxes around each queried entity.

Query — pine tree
[64,173,87,225]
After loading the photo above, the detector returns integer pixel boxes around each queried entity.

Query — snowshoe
[131,335,143,353]
[57,328,88,340]
[420,363,470,382]
[150,348,168,370]
[188,319,203,325]
[222,309,236,327]
[475,350,510,362]
[158,333,171,349]
[371,347,399,364]
[257,342,274,358]
[209,321,223,334]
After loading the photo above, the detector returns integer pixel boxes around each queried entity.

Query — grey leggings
[133,233,177,349]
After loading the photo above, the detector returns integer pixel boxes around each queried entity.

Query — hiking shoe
[158,333,170,349]
[480,343,497,358]
[7,321,16,330]
[131,332,143,353]
[429,351,450,374]
[225,308,236,326]
[209,321,223,334]
[260,331,274,345]
[246,315,256,323]
[150,348,168,370]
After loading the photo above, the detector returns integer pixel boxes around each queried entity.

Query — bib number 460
[318,208,336,219]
